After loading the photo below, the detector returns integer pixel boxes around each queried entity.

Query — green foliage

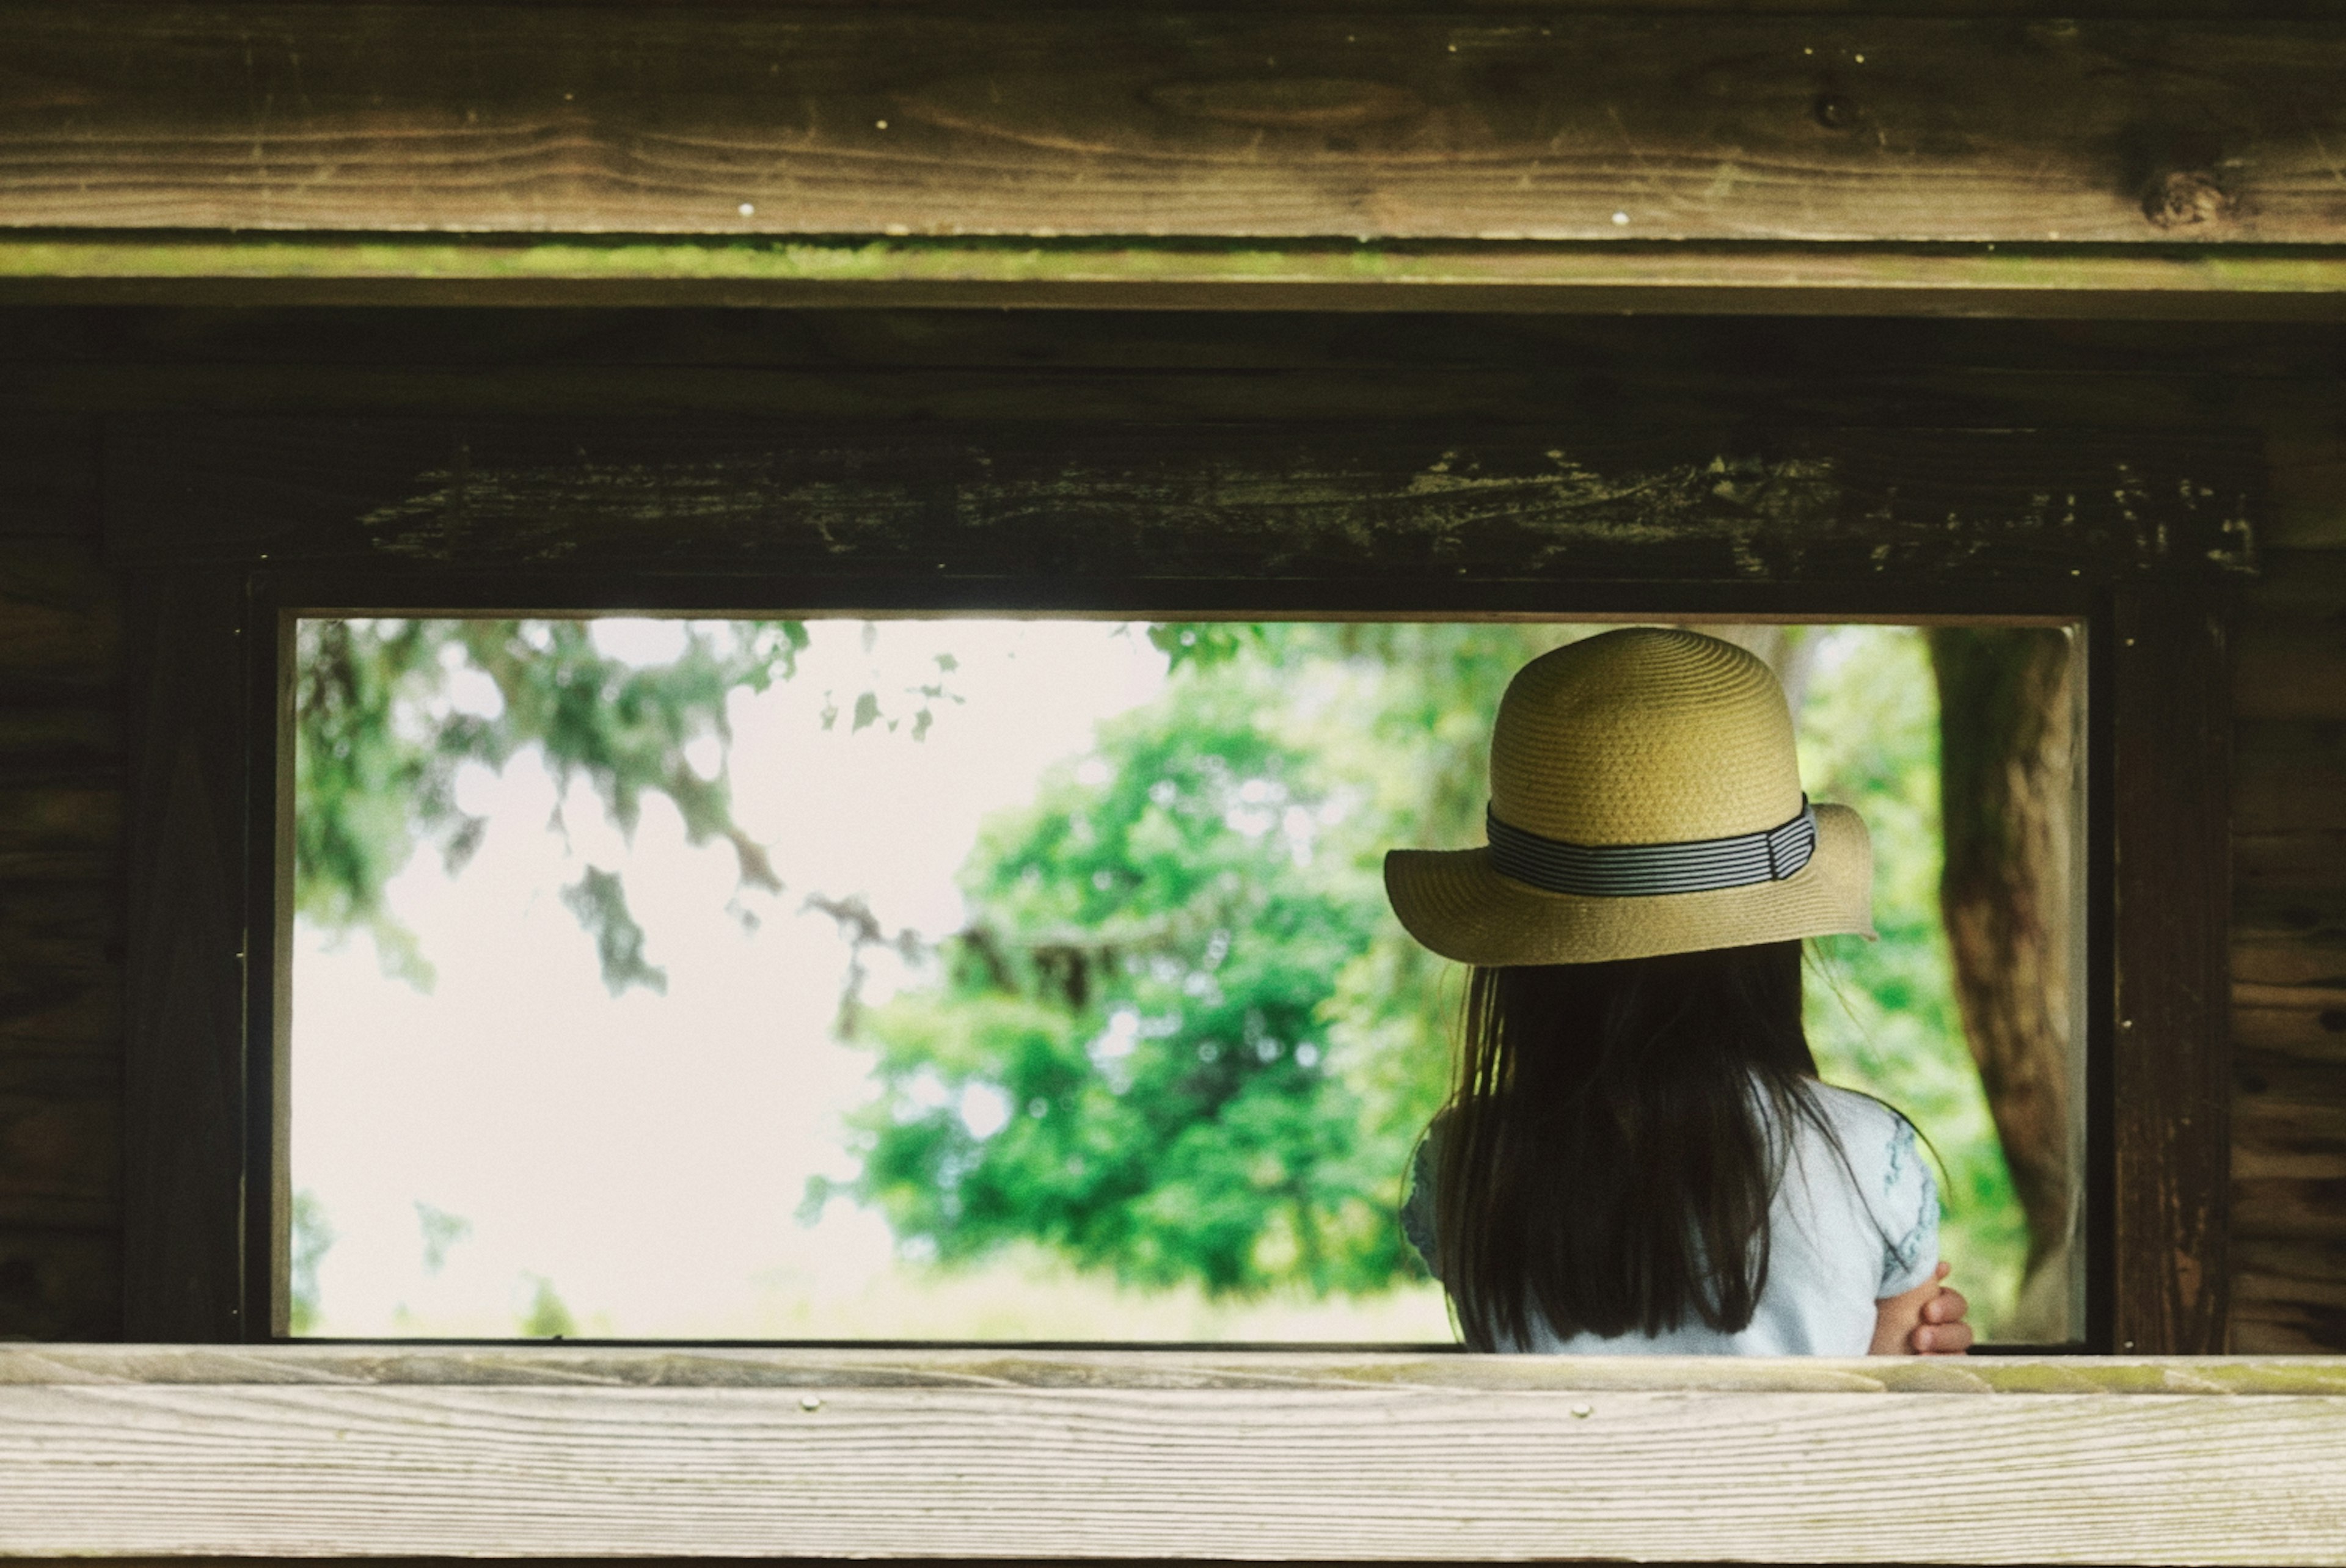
[415,1202,472,1276]
[828,625,1567,1298]
[559,865,667,996]
[824,669,1397,1293]
[519,1275,579,1338]
[297,618,812,991]
[288,1189,335,1335]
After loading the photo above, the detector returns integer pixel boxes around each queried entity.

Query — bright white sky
[294,618,1196,1338]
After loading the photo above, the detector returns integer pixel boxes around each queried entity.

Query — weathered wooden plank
[0,539,120,688]
[7,1343,2345,1395]
[2231,996,2346,1061]
[2232,867,2346,937]
[2232,1236,2346,1296]
[0,706,121,792]
[2232,1178,2346,1247]
[2234,627,2346,723]
[5,8,2345,252]
[0,361,2156,428]
[2233,751,2346,836]
[11,358,2334,440]
[2232,935,2346,991]
[0,875,117,981]
[0,787,119,859]
[120,573,250,1342]
[0,418,100,539]
[0,965,118,1056]
[2234,830,2346,895]
[8,304,2344,383]
[2233,1144,2346,1184]
[101,416,2260,588]
[0,1054,117,1229]
[0,1228,116,1340]
[2233,1051,2346,1133]
[9,236,2346,316]
[2231,1303,2346,1355]
[1,1364,2343,1561]
[2111,585,2234,1354]
[2266,440,2346,551]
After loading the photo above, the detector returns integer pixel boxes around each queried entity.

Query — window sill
[3,1345,2342,1562]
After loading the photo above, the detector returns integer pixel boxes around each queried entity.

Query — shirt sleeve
[1874,1113,1941,1299]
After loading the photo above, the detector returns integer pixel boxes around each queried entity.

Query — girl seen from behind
[1386,628,1969,1355]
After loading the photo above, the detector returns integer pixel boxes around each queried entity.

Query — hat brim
[1384,802,1874,967]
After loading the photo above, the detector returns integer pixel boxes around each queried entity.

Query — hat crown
[1490,629,1802,847]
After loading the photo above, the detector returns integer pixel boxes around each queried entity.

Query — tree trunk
[1928,627,2078,1335]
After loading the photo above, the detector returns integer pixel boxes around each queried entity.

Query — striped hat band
[1485,797,1818,899]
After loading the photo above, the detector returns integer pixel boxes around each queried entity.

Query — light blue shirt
[1403,1081,1940,1355]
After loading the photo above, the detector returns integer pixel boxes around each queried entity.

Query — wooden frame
[6,1345,2346,1561]
[0,1,2317,1553]
[5,5,2346,317]
[106,412,2245,1354]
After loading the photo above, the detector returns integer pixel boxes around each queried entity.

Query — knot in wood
[1810,93,1857,131]
[2143,170,2231,229]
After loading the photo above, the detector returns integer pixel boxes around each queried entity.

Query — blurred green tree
[519,1275,579,1338]
[296,618,954,994]
[287,1189,335,1335]
[819,624,1563,1296]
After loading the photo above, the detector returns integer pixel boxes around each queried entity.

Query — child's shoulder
[1801,1081,1923,1180]
[1805,1079,1913,1137]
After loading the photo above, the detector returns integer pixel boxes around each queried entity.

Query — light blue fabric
[1404,1081,1939,1355]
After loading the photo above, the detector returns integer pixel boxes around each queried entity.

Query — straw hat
[1384,628,1874,966]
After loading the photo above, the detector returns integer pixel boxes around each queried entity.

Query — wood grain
[2227,537,2345,1351]
[2111,586,2233,1354]
[4,304,2339,381]
[0,1230,116,1341]
[9,1343,2346,1394]
[10,236,2346,316]
[2232,1238,2346,1353]
[120,573,250,1341]
[101,416,2261,589]
[0,1052,117,1228]
[5,8,2346,250]
[2234,627,2346,723]
[0,1351,2342,1561]
[2267,440,2346,550]
[0,429,122,1340]
[0,418,100,540]
[2232,989,2346,1060]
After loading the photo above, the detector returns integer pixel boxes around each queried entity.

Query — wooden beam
[3,236,2346,316]
[1,1347,2343,1561]
[120,572,252,1341]
[101,417,2262,589]
[2110,585,2235,1353]
[6,7,2344,246]
[4,7,2346,312]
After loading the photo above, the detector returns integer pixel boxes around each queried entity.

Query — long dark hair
[1431,939,1839,1350]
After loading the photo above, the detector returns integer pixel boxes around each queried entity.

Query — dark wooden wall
[0,307,2334,1348]
[2233,447,2346,1350]
[0,413,118,1338]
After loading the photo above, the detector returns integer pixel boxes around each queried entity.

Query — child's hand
[1871,1261,1973,1355]
[1907,1261,1972,1355]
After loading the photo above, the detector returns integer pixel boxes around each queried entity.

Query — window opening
[287,616,2081,1345]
